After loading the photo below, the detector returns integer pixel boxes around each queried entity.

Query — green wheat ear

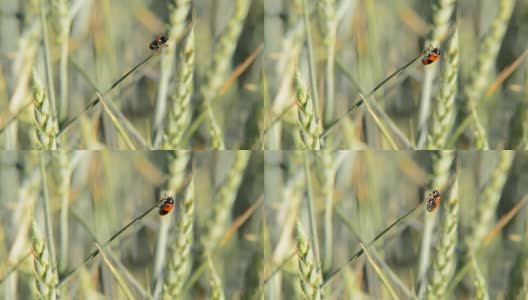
[207,254,226,300]
[32,219,58,300]
[32,69,59,149]
[163,26,195,149]
[464,0,515,149]
[162,174,195,299]
[470,254,490,300]
[295,71,322,150]
[295,220,323,300]
[426,26,458,150]
[426,177,459,299]
[200,0,251,148]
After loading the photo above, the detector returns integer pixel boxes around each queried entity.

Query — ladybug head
[163,196,174,204]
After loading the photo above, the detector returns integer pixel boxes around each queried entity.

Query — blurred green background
[264,150,528,299]
[0,150,263,299]
[0,0,263,149]
[264,0,528,149]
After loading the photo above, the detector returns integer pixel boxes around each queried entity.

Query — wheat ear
[163,25,195,149]
[162,174,195,300]
[295,220,323,300]
[426,26,459,149]
[426,177,459,299]
[32,69,58,149]
[32,219,58,300]
[295,71,321,149]
[466,151,514,252]
[464,0,516,149]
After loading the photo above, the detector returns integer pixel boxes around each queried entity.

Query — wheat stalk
[50,0,71,120]
[506,221,528,300]
[201,0,251,148]
[207,254,226,300]
[51,151,72,273]
[265,0,305,149]
[470,254,490,300]
[271,152,306,286]
[464,0,516,149]
[207,107,226,150]
[318,0,337,126]
[316,151,335,272]
[466,151,514,252]
[203,151,251,250]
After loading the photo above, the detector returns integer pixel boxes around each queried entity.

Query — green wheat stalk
[417,150,455,297]
[39,0,57,116]
[465,151,514,252]
[425,177,459,299]
[470,254,490,300]
[506,221,528,300]
[522,72,528,149]
[32,219,58,300]
[208,107,226,150]
[51,151,72,274]
[0,7,41,140]
[203,151,251,250]
[295,220,323,300]
[295,71,321,149]
[153,151,191,298]
[200,0,251,148]
[207,254,226,300]
[316,151,335,273]
[464,0,516,149]
[266,152,306,287]
[50,0,71,120]
[264,0,305,148]
[426,25,459,149]
[32,69,59,149]
[318,0,337,126]
[417,0,456,147]
[301,0,320,126]
[153,0,192,145]
[162,174,195,300]
[163,26,195,149]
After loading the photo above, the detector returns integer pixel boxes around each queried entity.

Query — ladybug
[149,36,168,51]
[159,195,175,216]
[422,47,441,65]
[426,189,441,212]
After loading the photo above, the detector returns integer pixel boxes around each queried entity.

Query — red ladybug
[149,36,168,51]
[422,47,441,65]
[426,189,441,212]
[159,196,175,216]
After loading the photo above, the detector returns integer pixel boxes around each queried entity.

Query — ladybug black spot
[149,36,169,50]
